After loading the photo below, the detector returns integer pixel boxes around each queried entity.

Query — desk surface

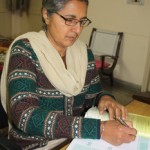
[60,100,150,150]
[126,100,150,117]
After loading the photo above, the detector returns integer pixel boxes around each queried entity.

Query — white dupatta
[1,30,87,111]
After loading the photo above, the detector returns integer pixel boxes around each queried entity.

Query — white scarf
[1,30,87,111]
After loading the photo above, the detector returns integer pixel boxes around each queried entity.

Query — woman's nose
[71,22,83,34]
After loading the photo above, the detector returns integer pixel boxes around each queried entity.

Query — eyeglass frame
[54,12,92,27]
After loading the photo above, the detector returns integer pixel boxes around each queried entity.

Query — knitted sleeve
[85,49,115,108]
[7,39,100,141]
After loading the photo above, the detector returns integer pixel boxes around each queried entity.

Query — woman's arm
[85,49,137,145]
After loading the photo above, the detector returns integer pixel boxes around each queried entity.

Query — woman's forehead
[58,1,87,17]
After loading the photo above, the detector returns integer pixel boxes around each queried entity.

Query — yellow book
[128,113,150,138]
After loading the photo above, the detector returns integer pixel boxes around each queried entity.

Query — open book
[67,106,150,150]
[128,113,150,138]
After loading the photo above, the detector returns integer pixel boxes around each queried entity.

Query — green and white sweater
[7,39,114,149]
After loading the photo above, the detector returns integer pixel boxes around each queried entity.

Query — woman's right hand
[101,120,137,146]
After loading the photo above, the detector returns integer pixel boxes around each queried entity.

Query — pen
[114,117,129,128]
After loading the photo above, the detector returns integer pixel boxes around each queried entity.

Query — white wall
[11,0,42,38]
[0,0,150,87]
[80,0,150,87]
[0,0,11,37]
[0,0,42,38]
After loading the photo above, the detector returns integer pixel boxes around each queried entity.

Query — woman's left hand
[97,96,128,120]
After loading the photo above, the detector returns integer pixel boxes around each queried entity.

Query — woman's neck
[59,50,66,57]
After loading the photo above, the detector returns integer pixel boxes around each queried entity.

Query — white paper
[67,136,150,150]
[84,106,109,121]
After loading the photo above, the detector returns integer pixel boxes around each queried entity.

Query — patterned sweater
[7,39,113,149]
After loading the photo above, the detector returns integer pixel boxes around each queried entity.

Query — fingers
[115,123,137,145]
[101,120,137,146]
[98,96,128,120]
[118,125,137,143]
[120,106,128,120]
[125,126,137,136]
[106,103,124,120]
[107,103,128,120]
[98,104,107,115]
[125,120,133,128]
[114,132,136,145]
[114,107,121,119]
[107,106,115,120]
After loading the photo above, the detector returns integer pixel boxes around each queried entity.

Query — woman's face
[43,0,88,51]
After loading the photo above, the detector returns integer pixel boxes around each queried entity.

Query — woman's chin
[67,39,77,46]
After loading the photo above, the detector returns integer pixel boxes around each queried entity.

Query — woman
[1,0,137,149]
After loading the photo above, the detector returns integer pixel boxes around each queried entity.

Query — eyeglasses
[55,12,92,27]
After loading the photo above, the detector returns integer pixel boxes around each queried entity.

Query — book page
[128,113,150,138]
[67,136,150,150]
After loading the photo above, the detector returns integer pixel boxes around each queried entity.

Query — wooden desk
[59,100,150,150]
[60,144,69,150]
[126,100,150,117]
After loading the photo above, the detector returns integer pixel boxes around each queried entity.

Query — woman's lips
[67,36,77,41]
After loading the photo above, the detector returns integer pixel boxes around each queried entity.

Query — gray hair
[42,0,89,29]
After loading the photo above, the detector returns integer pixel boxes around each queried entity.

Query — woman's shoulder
[11,30,42,50]
[10,38,38,60]
[12,38,31,49]
[11,38,35,54]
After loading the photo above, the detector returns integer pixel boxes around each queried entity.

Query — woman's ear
[42,8,50,25]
